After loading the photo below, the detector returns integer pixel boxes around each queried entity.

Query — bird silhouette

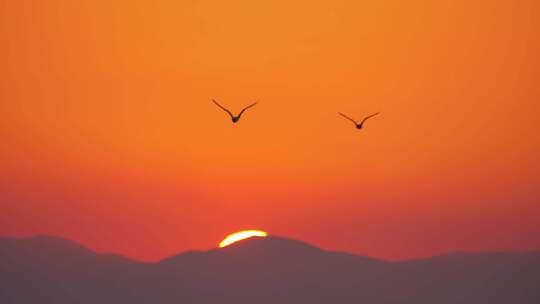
[338,112,380,129]
[212,99,258,123]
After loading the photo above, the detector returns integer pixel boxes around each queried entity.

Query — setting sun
[219,230,268,248]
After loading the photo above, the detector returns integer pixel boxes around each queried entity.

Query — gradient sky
[1,0,539,261]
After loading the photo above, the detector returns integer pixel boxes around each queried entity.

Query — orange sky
[1,0,539,261]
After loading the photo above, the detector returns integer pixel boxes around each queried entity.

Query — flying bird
[212,99,258,123]
[338,112,380,129]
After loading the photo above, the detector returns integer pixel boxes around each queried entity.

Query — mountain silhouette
[1,235,539,304]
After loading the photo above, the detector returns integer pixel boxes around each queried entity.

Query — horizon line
[2,233,539,264]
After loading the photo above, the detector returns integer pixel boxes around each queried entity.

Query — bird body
[212,99,257,123]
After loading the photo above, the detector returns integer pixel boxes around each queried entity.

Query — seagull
[338,112,380,129]
[212,99,258,123]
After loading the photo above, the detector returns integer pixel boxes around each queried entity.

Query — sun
[219,230,268,248]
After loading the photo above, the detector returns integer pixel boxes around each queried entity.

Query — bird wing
[212,99,234,118]
[338,112,358,125]
[360,112,380,125]
[238,102,258,117]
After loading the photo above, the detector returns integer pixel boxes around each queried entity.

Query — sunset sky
[1,0,539,261]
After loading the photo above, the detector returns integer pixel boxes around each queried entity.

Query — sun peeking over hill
[219,230,268,248]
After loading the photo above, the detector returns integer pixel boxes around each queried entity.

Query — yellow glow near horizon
[219,230,268,248]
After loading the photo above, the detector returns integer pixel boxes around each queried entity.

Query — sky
[1,0,539,261]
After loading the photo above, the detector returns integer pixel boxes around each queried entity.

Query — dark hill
[1,235,539,304]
